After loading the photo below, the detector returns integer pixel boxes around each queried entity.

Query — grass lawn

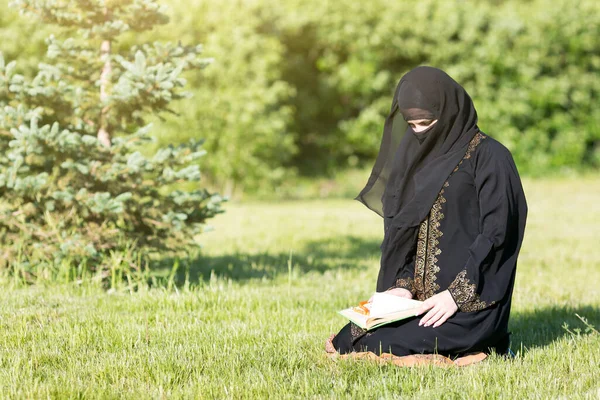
[0,177,599,398]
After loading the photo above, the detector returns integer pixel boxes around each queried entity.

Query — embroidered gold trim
[350,322,367,342]
[413,132,487,302]
[447,269,494,312]
[392,277,415,293]
[422,182,447,299]
[414,183,446,301]
[453,132,486,173]
[414,218,428,300]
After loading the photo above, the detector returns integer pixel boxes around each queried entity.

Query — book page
[337,308,369,329]
[369,292,423,317]
[338,292,424,330]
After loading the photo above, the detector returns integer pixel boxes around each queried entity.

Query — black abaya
[333,67,528,357]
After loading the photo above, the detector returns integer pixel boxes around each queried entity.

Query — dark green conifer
[0,0,224,274]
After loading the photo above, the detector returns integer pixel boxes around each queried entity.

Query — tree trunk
[98,35,111,147]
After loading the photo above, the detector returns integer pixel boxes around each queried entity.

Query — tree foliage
[0,0,224,272]
[279,0,600,175]
[144,1,298,195]
[3,0,599,195]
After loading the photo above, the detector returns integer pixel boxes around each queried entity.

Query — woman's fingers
[416,300,435,316]
[415,290,458,327]
[420,307,445,327]
[418,308,434,326]
[432,311,453,328]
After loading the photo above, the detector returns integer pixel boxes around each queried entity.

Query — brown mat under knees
[325,334,488,367]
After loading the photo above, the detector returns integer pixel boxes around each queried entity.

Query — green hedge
[3,0,599,193]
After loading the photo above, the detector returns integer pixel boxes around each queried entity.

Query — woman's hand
[416,290,458,328]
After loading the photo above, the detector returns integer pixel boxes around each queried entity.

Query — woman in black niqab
[331,66,528,358]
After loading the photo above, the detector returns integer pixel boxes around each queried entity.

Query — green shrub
[0,0,224,277]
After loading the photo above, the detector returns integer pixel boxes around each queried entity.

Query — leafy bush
[275,0,600,175]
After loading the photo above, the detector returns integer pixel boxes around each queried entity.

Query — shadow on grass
[509,305,600,350]
[155,235,381,284]
[153,236,599,354]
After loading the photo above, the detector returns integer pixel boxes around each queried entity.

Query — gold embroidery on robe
[413,132,487,302]
[422,182,447,299]
[414,218,428,300]
[350,322,367,342]
[453,132,485,173]
[447,269,494,312]
[392,277,415,293]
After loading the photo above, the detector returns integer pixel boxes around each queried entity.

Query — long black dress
[333,132,527,356]
[332,67,527,357]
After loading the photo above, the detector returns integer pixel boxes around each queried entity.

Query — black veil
[354,66,480,291]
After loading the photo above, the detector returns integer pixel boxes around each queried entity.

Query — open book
[338,292,423,330]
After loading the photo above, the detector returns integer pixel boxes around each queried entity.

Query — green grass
[0,177,599,398]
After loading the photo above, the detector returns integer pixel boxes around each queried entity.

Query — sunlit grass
[0,177,598,398]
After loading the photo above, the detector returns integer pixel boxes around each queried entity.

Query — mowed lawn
[0,178,599,398]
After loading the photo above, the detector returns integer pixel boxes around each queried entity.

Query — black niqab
[355,66,480,291]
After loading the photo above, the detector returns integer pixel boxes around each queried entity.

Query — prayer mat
[325,334,488,367]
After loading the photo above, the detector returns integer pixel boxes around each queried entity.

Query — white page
[338,308,369,329]
[369,292,423,317]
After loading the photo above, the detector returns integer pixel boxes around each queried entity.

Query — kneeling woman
[332,67,528,357]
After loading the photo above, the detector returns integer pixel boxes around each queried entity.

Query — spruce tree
[0,0,224,275]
